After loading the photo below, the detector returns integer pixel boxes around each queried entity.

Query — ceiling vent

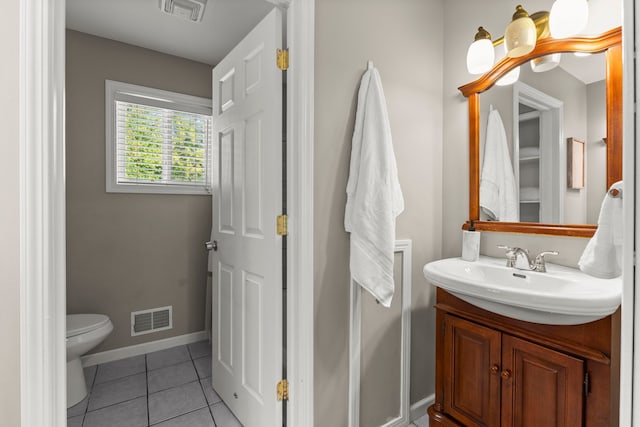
[160,0,207,23]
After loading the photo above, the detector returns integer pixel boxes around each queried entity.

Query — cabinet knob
[501,369,512,379]
[490,364,500,374]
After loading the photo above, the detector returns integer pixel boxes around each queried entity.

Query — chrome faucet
[498,246,559,272]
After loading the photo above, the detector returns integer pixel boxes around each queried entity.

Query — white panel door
[210,8,283,427]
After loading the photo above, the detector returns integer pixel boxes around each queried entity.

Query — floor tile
[67,394,88,418]
[87,372,146,411]
[84,365,97,390]
[200,379,222,405]
[413,414,428,427]
[152,407,214,427]
[148,360,198,394]
[147,346,190,371]
[67,414,84,427]
[187,341,211,360]
[193,356,212,379]
[148,381,207,425]
[94,355,146,384]
[211,402,242,427]
[83,396,148,427]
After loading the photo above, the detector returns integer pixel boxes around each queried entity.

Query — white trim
[81,330,209,367]
[21,0,316,425]
[20,0,67,426]
[410,394,435,423]
[622,0,637,423]
[286,0,315,426]
[349,240,412,427]
[348,275,362,427]
[512,81,564,223]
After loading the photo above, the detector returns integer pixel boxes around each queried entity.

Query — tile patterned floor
[67,341,241,427]
[410,413,428,427]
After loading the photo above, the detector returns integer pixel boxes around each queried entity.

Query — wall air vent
[131,306,173,336]
[160,0,207,23]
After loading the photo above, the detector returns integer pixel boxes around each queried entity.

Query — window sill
[106,182,212,196]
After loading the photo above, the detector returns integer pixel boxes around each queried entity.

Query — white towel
[345,65,404,307]
[579,181,623,279]
[480,108,519,222]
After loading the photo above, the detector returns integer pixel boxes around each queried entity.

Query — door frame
[18,0,315,425]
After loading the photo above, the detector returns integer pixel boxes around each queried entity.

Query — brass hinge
[277,214,288,236]
[277,48,289,71]
[584,371,590,396]
[277,379,289,401]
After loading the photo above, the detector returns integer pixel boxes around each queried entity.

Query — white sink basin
[423,256,621,325]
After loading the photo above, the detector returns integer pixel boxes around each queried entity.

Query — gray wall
[66,30,212,352]
[587,80,607,224]
[0,0,21,423]
[314,0,444,425]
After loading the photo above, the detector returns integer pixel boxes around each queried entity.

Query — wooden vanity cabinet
[429,289,620,427]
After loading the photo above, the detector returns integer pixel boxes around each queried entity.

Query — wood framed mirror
[459,27,622,237]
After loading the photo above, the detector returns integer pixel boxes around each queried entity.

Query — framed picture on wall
[567,137,585,189]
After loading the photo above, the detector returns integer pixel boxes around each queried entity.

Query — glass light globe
[505,5,537,58]
[467,38,495,74]
[531,53,561,72]
[496,66,520,86]
[550,0,589,38]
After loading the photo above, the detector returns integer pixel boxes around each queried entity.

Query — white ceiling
[559,53,606,85]
[66,0,275,65]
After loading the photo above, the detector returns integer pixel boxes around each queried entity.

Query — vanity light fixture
[549,0,589,39]
[466,27,495,75]
[505,5,537,57]
[496,66,520,86]
[465,0,589,77]
[531,53,561,72]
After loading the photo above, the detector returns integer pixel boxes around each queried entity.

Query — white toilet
[66,314,113,408]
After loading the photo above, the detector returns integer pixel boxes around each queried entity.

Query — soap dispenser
[461,220,481,262]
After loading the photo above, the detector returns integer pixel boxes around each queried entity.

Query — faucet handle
[533,251,559,272]
[497,245,517,267]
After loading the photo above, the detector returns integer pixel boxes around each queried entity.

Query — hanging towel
[344,65,404,308]
[480,108,519,222]
[579,181,623,279]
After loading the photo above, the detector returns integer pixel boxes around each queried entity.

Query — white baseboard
[81,330,209,367]
[410,394,435,422]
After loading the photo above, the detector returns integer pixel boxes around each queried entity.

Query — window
[106,80,213,195]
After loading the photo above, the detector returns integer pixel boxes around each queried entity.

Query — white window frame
[105,79,213,195]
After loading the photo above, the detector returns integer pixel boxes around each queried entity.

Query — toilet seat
[67,314,110,338]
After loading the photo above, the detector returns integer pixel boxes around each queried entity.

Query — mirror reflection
[479,51,606,224]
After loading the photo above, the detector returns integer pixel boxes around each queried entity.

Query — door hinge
[584,371,590,396]
[277,214,288,236]
[277,48,289,71]
[277,379,289,401]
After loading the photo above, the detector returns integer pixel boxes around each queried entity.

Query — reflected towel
[480,108,518,221]
[579,181,623,279]
[345,65,404,307]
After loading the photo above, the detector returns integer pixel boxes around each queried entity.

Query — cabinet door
[501,335,584,427]
[443,315,501,426]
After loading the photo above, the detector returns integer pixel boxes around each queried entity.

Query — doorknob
[205,240,218,251]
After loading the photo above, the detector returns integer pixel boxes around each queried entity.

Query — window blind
[115,100,212,188]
